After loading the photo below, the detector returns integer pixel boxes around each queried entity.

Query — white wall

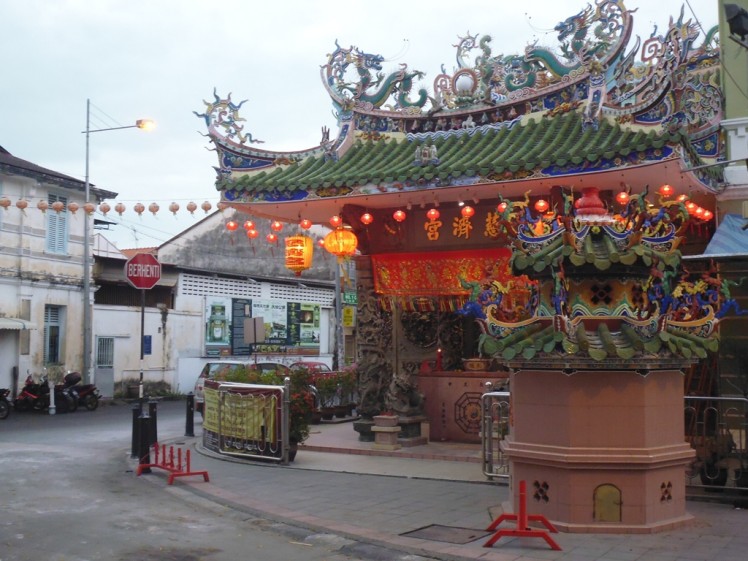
[94,278,336,393]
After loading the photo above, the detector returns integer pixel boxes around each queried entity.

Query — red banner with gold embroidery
[371,248,513,296]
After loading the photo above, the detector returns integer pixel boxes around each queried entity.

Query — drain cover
[400,524,491,544]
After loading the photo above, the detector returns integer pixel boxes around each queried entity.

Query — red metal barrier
[484,480,561,550]
[136,442,210,485]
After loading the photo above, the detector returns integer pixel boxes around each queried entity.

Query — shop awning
[703,213,748,257]
[0,318,37,330]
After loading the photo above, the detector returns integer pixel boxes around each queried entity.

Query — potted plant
[286,367,314,452]
[338,365,358,416]
[314,374,339,419]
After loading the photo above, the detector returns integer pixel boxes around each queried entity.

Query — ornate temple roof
[198,0,722,225]
[217,113,697,197]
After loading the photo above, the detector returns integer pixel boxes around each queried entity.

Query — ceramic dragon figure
[323,41,429,111]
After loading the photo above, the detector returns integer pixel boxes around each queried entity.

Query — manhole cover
[400,524,491,544]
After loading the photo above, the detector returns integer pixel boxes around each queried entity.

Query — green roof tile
[223,112,692,198]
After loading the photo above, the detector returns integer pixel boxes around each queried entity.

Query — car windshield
[253,363,289,374]
[291,362,331,373]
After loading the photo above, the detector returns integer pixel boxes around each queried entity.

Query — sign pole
[139,287,145,408]
[124,252,160,467]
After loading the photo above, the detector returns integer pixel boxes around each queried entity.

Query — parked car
[289,361,332,373]
[193,360,289,413]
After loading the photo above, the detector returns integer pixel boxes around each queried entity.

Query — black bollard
[148,399,158,446]
[185,392,195,437]
[131,403,141,458]
[137,410,151,472]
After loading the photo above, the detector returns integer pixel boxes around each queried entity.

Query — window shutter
[46,193,69,254]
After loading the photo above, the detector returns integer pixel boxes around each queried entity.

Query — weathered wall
[0,170,88,389]
[158,209,336,282]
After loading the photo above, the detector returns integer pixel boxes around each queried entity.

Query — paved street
[0,401,420,561]
[3,400,748,561]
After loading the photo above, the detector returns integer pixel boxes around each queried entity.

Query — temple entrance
[593,484,622,523]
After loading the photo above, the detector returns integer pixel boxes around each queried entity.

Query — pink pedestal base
[504,369,695,533]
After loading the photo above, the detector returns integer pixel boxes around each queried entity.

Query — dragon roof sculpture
[197,0,722,222]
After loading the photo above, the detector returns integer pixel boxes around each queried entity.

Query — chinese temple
[198,0,738,532]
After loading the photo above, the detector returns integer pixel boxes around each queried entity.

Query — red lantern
[686,201,697,215]
[659,184,674,197]
[243,220,255,231]
[615,191,630,205]
[226,220,238,232]
[247,229,258,239]
[16,199,29,212]
[168,202,180,216]
[134,203,145,216]
[300,218,313,230]
[83,202,95,215]
[285,235,314,276]
[36,199,47,213]
[148,202,160,216]
[497,201,508,213]
[360,213,374,225]
[67,201,79,215]
[427,208,440,221]
[0,196,10,211]
[702,210,714,221]
[393,210,406,222]
[115,202,126,216]
[186,201,197,215]
[270,220,283,232]
[201,201,212,214]
[99,202,111,216]
[694,206,705,219]
[330,215,342,228]
[51,200,64,213]
[323,228,358,259]
[461,205,475,218]
[677,194,689,202]
[266,232,278,243]
[318,239,326,248]
[534,199,549,213]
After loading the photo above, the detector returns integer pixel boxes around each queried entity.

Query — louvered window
[46,193,69,254]
[44,305,63,364]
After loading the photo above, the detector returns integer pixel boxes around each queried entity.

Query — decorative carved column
[353,256,393,440]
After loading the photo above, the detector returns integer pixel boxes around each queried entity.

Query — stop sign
[125,253,161,290]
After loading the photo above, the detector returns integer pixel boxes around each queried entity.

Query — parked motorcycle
[14,376,46,411]
[64,371,100,411]
[14,375,76,413]
[0,388,10,419]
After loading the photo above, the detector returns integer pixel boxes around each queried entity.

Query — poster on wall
[231,299,253,356]
[204,296,321,357]
[205,296,233,357]
[288,302,321,347]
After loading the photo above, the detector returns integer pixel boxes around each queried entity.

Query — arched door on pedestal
[593,484,622,522]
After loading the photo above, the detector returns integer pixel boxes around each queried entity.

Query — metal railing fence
[480,391,748,496]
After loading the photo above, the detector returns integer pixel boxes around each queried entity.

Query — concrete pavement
[142,418,748,561]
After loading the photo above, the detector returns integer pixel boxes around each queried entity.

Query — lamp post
[82,99,154,383]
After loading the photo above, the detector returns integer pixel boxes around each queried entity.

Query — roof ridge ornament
[194,88,265,146]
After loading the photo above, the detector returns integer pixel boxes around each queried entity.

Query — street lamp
[82,98,154,384]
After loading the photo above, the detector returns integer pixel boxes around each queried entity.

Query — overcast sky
[0,0,718,248]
